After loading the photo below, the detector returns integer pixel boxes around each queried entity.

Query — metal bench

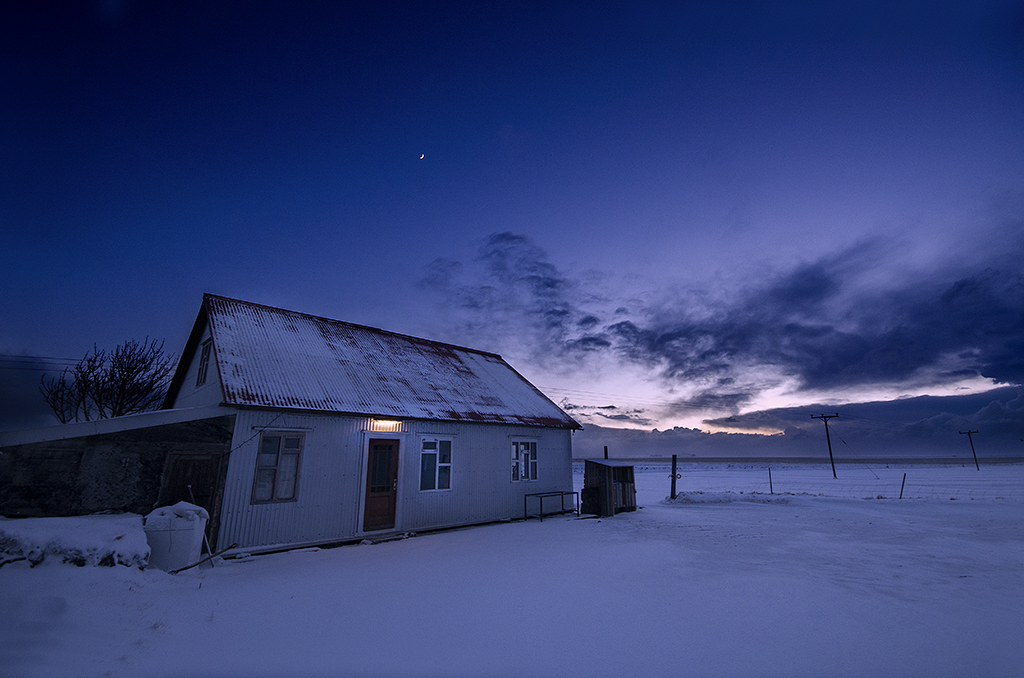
[523,491,579,521]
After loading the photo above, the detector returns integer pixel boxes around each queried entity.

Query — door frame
[358,431,406,534]
[157,451,227,551]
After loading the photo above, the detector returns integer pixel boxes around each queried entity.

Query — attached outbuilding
[1,294,581,554]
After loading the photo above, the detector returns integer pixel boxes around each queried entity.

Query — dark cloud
[621,240,1024,401]
[559,400,654,428]
[700,386,1024,458]
[664,391,753,415]
[420,232,612,367]
[592,242,947,407]
[595,411,654,426]
[423,224,1024,420]
[576,387,1024,459]
[574,424,804,460]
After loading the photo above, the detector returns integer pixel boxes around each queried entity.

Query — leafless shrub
[40,339,175,423]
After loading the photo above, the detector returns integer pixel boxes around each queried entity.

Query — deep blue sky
[2,1,1023,450]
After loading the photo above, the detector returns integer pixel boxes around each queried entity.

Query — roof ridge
[203,293,505,360]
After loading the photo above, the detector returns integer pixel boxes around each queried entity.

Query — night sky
[3,2,1023,454]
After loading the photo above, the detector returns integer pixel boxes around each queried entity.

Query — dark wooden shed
[581,459,636,517]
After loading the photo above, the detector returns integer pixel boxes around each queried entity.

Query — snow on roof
[200,295,580,429]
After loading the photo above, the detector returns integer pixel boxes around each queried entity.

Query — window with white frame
[511,440,537,481]
[419,437,452,491]
[196,339,212,386]
[252,432,303,503]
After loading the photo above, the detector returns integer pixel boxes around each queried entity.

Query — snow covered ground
[0,513,149,569]
[2,463,1022,678]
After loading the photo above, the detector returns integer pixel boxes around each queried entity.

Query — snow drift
[0,514,148,569]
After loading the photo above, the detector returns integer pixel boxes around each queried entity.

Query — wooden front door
[363,439,399,531]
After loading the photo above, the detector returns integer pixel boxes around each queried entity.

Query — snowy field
[2,463,1023,678]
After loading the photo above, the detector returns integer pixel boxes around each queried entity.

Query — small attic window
[196,339,212,387]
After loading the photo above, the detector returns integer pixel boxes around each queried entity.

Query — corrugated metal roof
[203,295,581,429]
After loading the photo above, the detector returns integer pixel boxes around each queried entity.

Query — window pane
[196,341,211,386]
[254,469,275,502]
[422,441,437,450]
[439,440,451,464]
[370,448,392,492]
[259,436,280,466]
[530,461,537,480]
[283,437,301,450]
[438,464,450,490]
[420,453,436,491]
[276,453,299,500]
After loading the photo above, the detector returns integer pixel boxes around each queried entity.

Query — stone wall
[0,415,235,518]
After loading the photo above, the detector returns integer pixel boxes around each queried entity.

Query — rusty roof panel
[203,295,580,429]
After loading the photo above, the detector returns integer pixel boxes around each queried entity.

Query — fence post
[899,473,906,500]
[769,467,773,495]
[671,454,677,500]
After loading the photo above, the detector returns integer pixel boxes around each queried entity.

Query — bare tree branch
[73,348,106,421]
[40,369,76,424]
[39,339,176,423]
[103,338,175,418]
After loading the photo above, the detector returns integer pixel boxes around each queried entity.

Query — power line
[0,354,81,371]
[0,366,77,372]
[538,385,717,410]
[832,413,907,430]
[0,356,78,366]
[539,385,677,405]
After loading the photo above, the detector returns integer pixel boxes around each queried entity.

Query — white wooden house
[159,294,581,552]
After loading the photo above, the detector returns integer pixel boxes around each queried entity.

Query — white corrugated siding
[218,409,365,549]
[205,295,579,429]
[399,420,573,531]
[217,409,573,550]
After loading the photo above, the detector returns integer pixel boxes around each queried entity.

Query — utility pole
[959,430,980,470]
[812,413,839,478]
[671,454,678,500]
